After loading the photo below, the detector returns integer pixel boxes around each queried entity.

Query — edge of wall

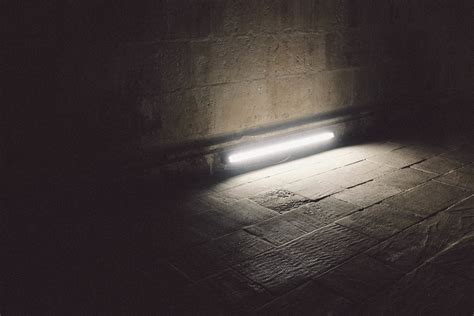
[137,105,388,179]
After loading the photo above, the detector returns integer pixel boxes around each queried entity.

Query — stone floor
[7,133,474,315]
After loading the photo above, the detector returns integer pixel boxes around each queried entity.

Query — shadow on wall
[7,0,473,176]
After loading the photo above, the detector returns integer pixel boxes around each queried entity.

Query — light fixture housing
[227,131,335,165]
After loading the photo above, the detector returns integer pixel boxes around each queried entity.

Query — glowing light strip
[228,131,335,164]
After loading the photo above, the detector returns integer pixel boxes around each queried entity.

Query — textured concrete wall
[8,1,473,174]
[58,0,369,150]
[64,0,467,151]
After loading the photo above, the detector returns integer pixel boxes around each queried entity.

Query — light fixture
[228,131,335,164]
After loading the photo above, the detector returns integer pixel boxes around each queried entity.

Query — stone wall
[7,1,473,174]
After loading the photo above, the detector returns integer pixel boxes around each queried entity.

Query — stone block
[435,167,474,191]
[222,177,286,199]
[267,75,314,122]
[384,181,470,217]
[316,254,403,302]
[368,146,432,168]
[191,36,268,85]
[292,197,360,227]
[198,269,273,312]
[171,230,274,280]
[334,181,402,208]
[267,34,325,76]
[412,156,465,175]
[283,224,377,274]
[138,88,213,145]
[256,280,354,315]
[250,189,310,213]
[315,0,351,31]
[140,42,193,93]
[186,210,244,239]
[429,234,474,280]
[245,216,308,245]
[374,168,435,190]
[439,145,474,164]
[167,0,212,39]
[210,0,263,36]
[325,30,370,69]
[267,34,308,76]
[211,80,271,135]
[367,203,474,271]
[337,202,423,240]
[323,160,395,188]
[352,67,379,106]
[234,250,312,295]
[216,199,279,227]
[311,69,354,112]
[283,175,345,199]
[360,264,474,315]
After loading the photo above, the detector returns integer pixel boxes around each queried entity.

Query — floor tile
[337,202,423,240]
[245,216,308,245]
[250,189,311,213]
[234,250,311,295]
[282,175,345,199]
[197,269,273,312]
[186,210,244,239]
[222,177,285,198]
[361,264,474,315]
[367,146,431,168]
[366,203,474,271]
[291,197,361,227]
[385,181,469,216]
[171,230,274,280]
[435,166,474,190]
[428,233,474,280]
[283,224,377,275]
[384,181,470,217]
[316,254,403,302]
[412,156,465,174]
[374,168,435,190]
[216,199,279,226]
[334,181,402,208]
[256,281,354,315]
[323,160,396,188]
[439,145,474,164]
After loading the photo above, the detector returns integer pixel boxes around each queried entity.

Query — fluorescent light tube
[228,131,335,164]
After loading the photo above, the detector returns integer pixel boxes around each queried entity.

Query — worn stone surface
[171,230,274,280]
[367,202,474,271]
[368,146,432,168]
[374,167,435,190]
[222,177,285,198]
[412,156,465,174]
[283,175,345,199]
[245,216,308,246]
[436,166,474,190]
[283,224,377,275]
[428,233,474,280]
[233,250,311,295]
[291,197,360,228]
[361,264,474,315]
[186,210,244,239]
[316,254,403,302]
[250,189,310,213]
[384,181,470,217]
[216,199,279,226]
[197,269,273,312]
[440,145,474,164]
[337,202,423,240]
[334,181,402,208]
[256,280,354,315]
[323,160,396,188]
